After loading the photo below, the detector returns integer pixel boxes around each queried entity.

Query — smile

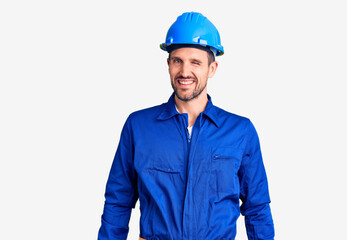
[178,80,194,85]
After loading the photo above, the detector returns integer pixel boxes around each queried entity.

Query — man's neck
[175,93,208,127]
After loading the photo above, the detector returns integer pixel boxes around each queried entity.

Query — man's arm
[239,120,275,240]
[98,116,139,240]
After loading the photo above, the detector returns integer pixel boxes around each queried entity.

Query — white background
[1,0,346,239]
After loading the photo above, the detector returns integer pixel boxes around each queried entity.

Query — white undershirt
[176,105,193,136]
[187,125,193,136]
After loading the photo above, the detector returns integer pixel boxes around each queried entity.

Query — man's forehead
[170,47,209,60]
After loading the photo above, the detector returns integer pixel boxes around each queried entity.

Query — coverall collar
[157,93,220,128]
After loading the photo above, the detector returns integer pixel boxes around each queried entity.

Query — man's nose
[180,62,191,78]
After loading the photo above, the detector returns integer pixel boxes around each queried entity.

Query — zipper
[181,115,192,240]
[213,154,234,160]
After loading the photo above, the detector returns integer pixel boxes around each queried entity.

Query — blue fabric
[98,94,275,240]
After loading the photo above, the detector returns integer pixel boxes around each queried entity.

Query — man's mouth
[176,77,195,86]
[178,80,194,85]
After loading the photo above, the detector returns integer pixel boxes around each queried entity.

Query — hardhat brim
[160,43,224,56]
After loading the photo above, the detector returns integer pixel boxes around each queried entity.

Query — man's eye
[173,59,181,63]
[192,61,200,65]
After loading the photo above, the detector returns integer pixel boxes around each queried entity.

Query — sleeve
[238,120,275,240]
[98,116,139,240]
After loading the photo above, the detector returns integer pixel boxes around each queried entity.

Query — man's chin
[174,92,195,102]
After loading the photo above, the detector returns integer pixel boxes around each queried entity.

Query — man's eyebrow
[170,56,203,63]
[190,58,202,63]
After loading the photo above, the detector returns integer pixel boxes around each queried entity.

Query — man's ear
[208,61,218,78]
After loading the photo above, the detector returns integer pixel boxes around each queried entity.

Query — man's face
[167,47,218,102]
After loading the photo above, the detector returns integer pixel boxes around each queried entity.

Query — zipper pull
[214,154,221,159]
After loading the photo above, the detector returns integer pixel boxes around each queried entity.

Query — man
[98,12,275,240]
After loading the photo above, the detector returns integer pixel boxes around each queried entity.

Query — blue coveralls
[98,94,275,240]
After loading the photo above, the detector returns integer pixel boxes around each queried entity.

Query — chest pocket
[149,150,184,174]
[210,146,242,195]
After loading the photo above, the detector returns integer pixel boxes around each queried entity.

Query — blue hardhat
[160,12,224,56]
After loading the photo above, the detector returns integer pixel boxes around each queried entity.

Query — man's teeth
[179,80,193,85]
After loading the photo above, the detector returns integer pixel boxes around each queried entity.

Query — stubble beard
[171,80,207,102]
